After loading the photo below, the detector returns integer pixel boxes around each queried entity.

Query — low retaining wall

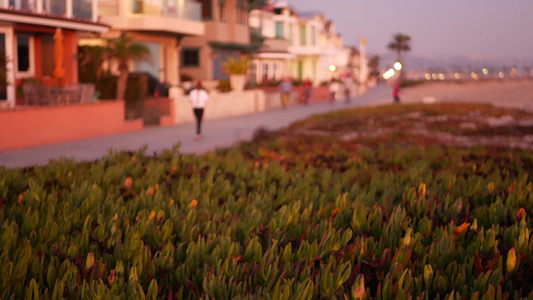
[142,98,172,125]
[169,90,266,125]
[0,101,142,151]
[256,86,331,109]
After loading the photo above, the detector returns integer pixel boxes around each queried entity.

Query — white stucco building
[248,6,294,84]
[264,1,349,85]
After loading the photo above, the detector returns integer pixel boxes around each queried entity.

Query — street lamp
[329,65,337,72]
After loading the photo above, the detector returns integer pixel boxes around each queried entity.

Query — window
[288,23,293,46]
[181,48,200,67]
[17,36,30,72]
[263,63,269,80]
[275,22,284,38]
[41,35,54,76]
[240,9,248,24]
[310,26,316,46]
[9,0,35,10]
[297,61,303,81]
[49,0,66,15]
[133,0,142,13]
[236,0,247,24]
[73,0,93,19]
[199,0,212,20]
[300,25,306,46]
[219,0,226,21]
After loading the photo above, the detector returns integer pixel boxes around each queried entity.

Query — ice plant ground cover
[1,103,533,299]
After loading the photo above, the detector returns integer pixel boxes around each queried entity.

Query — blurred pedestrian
[329,79,340,104]
[302,77,312,104]
[279,77,293,109]
[342,75,354,104]
[189,81,209,140]
[393,81,401,103]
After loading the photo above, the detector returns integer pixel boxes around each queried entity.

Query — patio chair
[80,84,95,103]
[23,82,51,105]
[64,84,82,104]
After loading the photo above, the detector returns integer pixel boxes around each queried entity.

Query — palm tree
[387,33,411,64]
[107,33,151,100]
[78,45,106,84]
[368,55,381,80]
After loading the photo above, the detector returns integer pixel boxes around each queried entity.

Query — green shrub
[1,104,533,299]
[216,79,231,93]
[221,56,248,75]
[180,73,193,82]
[95,72,118,100]
[96,72,148,120]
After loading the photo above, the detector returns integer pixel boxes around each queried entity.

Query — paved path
[0,85,390,169]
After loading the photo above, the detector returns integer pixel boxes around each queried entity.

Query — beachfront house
[315,14,348,84]
[0,0,108,108]
[91,0,205,87]
[270,1,349,85]
[248,4,294,84]
[270,1,321,84]
[179,0,252,83]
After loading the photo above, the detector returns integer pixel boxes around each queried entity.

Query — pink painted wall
[0,101,142,151]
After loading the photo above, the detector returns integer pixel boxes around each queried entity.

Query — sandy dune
[399,79,533,111]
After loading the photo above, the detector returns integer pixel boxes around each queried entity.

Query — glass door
[0,27,15,106]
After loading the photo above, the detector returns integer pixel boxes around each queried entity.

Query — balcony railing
[131,0,201,21]
[5,0,96,21]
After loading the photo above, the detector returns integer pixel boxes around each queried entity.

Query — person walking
[302,77,312,104]
[279,77,293,109]
[342,75,354,104]
[189,81,209,140]
[393,81,401,103]
[329,78,340,104]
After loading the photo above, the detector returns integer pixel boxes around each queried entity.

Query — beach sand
[399,79,533,111]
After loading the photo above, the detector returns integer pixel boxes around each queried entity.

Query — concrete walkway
[0,85,390,169]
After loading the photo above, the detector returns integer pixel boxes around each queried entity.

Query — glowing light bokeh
[394,62,403,71]
[383,69,396,80]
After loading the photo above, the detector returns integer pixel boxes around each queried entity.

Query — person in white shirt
[328,79,340,104]
[189,81,209,140]
[342,75,354,104]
